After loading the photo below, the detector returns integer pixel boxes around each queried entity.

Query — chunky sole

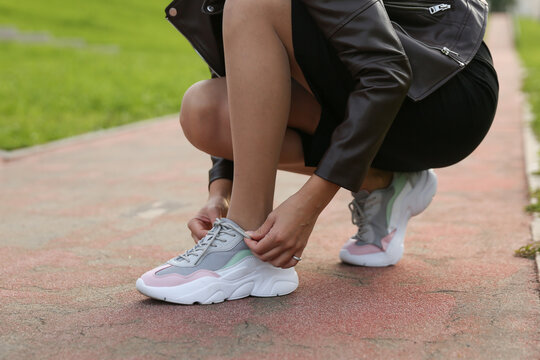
[136,256,299,304]
[340,170,438,267]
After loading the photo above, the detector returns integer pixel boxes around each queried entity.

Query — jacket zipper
[440,47,465,66]
[391,21,465,67]
[384,2,452,15]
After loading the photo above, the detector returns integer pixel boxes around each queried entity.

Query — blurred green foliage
[516,18,540,140]
[0,0,208,150]
[514,241,540,258]
[489,0,516,12]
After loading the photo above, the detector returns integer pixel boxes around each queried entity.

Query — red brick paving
[1,13,539,359]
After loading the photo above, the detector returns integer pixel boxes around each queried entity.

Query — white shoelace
[348,198,372,244]
[174,218,251,265]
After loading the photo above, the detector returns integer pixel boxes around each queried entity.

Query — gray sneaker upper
[349,188,394,250]
[158,218,252,276]
[347,171,436,251]
[348,172,413,249]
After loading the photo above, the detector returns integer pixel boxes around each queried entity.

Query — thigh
[224,0,314,99]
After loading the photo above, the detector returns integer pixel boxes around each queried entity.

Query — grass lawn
[516,17,540,139]
[0,0,209,150]
[515,17,540,258]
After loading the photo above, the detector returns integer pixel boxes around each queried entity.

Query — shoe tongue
[175,219,232,262]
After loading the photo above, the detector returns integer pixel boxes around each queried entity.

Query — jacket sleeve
[308,0,412,192]
[208,156,234,188]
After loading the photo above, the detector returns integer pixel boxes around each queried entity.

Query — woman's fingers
[246,216,275,241]
[244,237,259,252]
[243,206,312,267]
[279,257,298,269]
[246,230,304,267]
[270,250,300,268]
[246,237,301,268]
[188,216,212,242]
[245,233,286,262]
[255,246,284,262]
[245,231,279,255]
[207,206,223,224]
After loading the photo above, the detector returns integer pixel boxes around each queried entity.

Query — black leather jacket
[165,0,488,192]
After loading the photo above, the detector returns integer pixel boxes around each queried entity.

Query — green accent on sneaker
[386,173,408,224]
[222,249,253,269]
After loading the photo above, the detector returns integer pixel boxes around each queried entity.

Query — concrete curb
[521,97,540,277]
[0,113,178,163]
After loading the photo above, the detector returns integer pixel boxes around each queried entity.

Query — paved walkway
[1,13,539,360]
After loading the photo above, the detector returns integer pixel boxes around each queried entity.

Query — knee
[179,80,227,149]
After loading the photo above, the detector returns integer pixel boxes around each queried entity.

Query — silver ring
[292,255,302,262]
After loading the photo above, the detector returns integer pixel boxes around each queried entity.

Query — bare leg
[222,0,307,230]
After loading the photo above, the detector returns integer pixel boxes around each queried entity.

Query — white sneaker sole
[340,170,438,267]
[136,256,299,304]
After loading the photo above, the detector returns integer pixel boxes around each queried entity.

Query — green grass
[516,18,540,259]
[517,18,540,214]
[514,241,540,259]
[525,189,540,213]
[0,0,209,150]
[516,18,540,139]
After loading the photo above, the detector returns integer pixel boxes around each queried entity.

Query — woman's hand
[188,178,232,242]
[245,192,319,268]
[244,175,340,268]
[187,196,229,242]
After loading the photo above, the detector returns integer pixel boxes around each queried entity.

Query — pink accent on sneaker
[141,265,220,287]
[344,229,397,255]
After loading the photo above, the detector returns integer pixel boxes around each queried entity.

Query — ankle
[360,169,393,192]
[226,209,269,232]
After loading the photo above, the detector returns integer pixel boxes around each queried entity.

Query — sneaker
[339,170,437,267]
[136,218,299,304]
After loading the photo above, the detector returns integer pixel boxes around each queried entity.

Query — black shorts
[291,0,499,171]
